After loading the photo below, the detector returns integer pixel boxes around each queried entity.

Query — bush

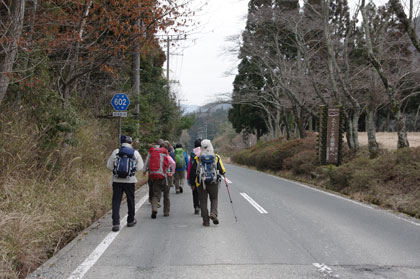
[283,149,317,175]
[326,165,353,191]
[232,135,318,172]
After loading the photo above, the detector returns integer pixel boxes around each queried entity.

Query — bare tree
[0,0,26,104]
[361,0,410,148]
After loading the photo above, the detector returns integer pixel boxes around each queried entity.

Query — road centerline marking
[240,192,268,214]
[68,194,149,279]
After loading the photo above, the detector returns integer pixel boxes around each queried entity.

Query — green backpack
[175,148,185,169]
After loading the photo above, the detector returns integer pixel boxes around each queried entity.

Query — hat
[121,135,132,144]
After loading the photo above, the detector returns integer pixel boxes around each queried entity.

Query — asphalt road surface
[28,164,420,279]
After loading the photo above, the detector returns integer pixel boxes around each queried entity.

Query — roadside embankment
[0,109,146,279]
[231,133,420,220]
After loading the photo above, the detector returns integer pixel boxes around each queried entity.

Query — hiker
[144,139,164,205]
[143,140,174,218]
[168,142,176,189]
[174,143,189,194]
[189,139,226,226]
[187,139,201,214]
[107,135,144,232]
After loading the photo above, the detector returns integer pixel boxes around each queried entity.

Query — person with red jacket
[143,140,174,218]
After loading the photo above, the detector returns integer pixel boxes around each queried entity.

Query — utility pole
[133,18,141,116]
[167,36,170,96]
[166,34,187,98]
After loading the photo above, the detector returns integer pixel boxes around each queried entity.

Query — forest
[228,0,420,157]
[0,1,197,278]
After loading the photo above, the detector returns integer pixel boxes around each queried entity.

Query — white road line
[313,263,338,278]
[68,194,149,279]
[268,174,420,228]
[225,178,232,184]
[240,192,268,214]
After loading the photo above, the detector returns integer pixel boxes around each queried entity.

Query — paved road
[29,164,420,279]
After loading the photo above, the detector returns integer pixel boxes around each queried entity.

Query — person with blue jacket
[174,143,189,194]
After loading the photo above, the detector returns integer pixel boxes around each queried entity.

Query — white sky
[165,0,394,106]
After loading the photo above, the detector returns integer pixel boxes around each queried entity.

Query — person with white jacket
[107,135,144,232]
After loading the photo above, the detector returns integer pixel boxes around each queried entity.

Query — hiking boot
[176,190,180,194]
[164,212,170,217]
[179,187,183,193]
[202,222,210,227]
[112,225,120,232]
[194,207,200,215]
[151,211,157,219]
[210,213,219,225]
[127,219,137,227]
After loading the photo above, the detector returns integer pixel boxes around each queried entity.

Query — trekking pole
[223,176,238,222]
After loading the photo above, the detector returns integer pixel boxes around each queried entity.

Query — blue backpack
[113,146,136,178]
[198,155,218,184]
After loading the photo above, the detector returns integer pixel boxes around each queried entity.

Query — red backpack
[148,147,168,180]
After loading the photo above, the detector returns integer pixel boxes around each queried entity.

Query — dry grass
[0,108,149,279]
[351,132,420,150]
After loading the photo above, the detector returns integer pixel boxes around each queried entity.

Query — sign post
[326,108,340,164]
[111,93,130,147]
[318,106,343,165]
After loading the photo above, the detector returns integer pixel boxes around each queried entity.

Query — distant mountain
[181,103,232,115]
[181,105,200,114]
[199,103,232,113]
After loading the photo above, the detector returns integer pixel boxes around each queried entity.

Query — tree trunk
[395,109,409,148]
[366,105,379,157]
[346,114,356,150]
[351,108,361,149]
[0,0,26,104]
[361,0,409,148]
[414,104,420,132]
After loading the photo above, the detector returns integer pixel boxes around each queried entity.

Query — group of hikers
[106,136,226,232]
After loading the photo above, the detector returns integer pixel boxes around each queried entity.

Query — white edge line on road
[225,178,233,184]
[240,192,268,214]
[68,194,149,279]
[267,174,420,228]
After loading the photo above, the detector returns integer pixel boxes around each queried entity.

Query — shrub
[326,165,353,191]
[283,149,317,175]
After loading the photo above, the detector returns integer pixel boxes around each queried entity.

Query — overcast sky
[165,0,394,106]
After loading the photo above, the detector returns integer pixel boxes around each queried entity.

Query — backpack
[149,147,168,180]
[198,154,218,184]
[113,146,136,178]
[175,148,186,169]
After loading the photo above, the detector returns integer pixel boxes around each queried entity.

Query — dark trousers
[112,182,135,225]
[151,179,170,214]
[148,179,153,201]
[192,186,200,209]
[198,182,219,223]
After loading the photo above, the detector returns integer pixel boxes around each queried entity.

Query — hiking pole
[223,176,238,222]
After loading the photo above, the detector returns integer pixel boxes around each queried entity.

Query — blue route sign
[111,93,130,111]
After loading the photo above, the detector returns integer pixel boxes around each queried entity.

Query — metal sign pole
[111,93,130,149]
[119,116,122,148]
